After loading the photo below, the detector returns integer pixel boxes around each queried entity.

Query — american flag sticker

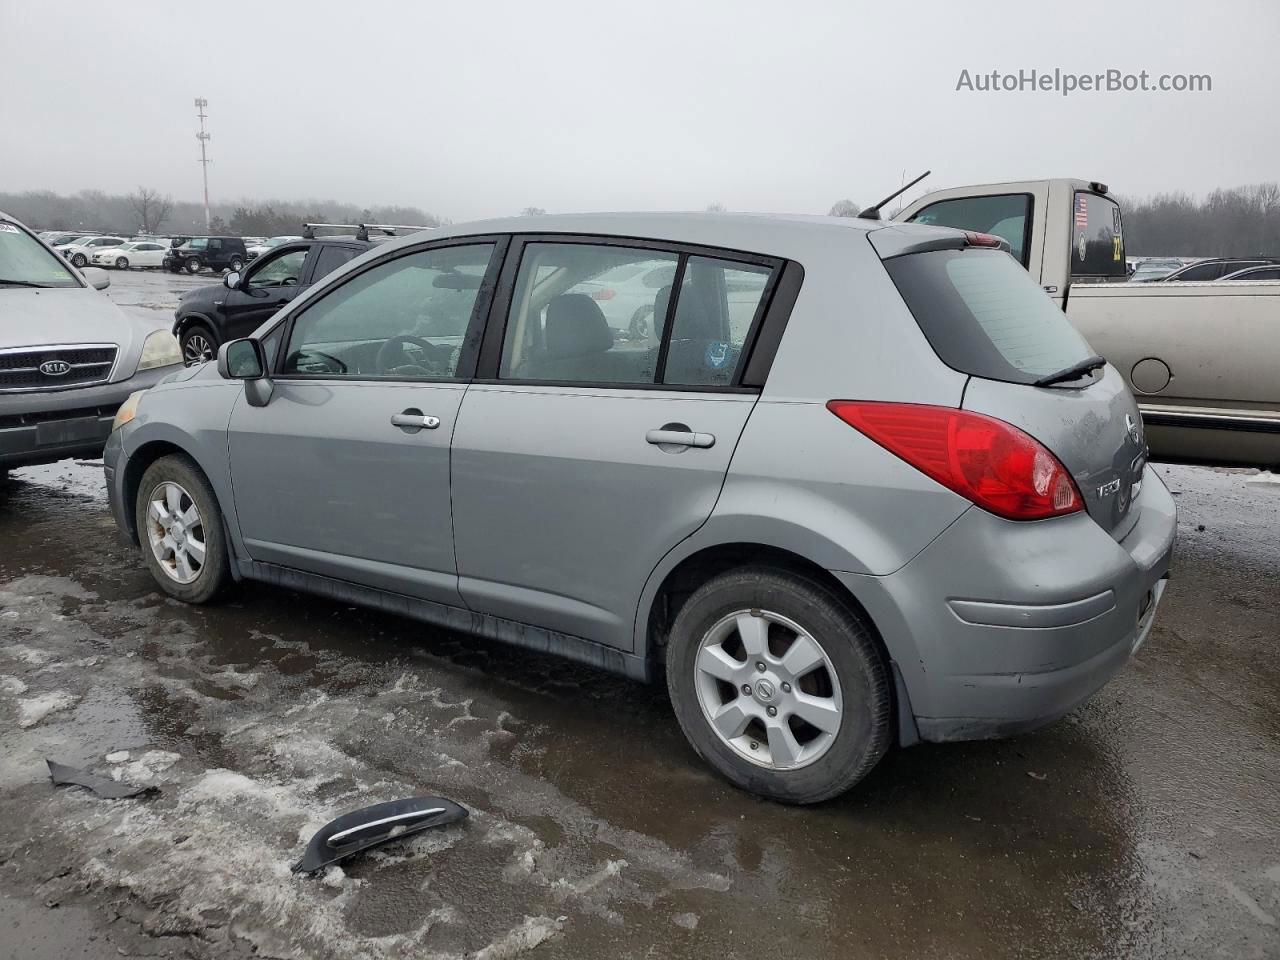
[1075,195,1089,228]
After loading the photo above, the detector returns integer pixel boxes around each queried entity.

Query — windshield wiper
[1034,355,1106,387]
[0,279,58,288]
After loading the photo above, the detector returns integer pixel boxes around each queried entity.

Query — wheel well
[646,543,883,662]
[645,541,910,743]
[174,314,215,340]
[120,441,187,544]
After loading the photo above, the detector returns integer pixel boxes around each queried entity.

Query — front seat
[520,293,615,381]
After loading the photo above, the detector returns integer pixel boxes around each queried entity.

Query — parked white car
[91,240,170,270]
[54,235,126,269]
[246,236,302,261]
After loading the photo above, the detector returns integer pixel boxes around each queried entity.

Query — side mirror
[82,267,110,291]
[218,338,275,407]
[223,271,242,290]
[217,338,265,380]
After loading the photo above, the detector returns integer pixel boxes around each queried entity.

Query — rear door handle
[646,428,715,449]
[391,411,440,430]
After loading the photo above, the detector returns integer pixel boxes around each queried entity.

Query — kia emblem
[39,360,72,377]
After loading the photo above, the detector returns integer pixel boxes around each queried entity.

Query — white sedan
[91,240,170,270]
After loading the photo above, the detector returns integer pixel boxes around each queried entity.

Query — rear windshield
[1071,191,1126,279]
[884,248,1095,384]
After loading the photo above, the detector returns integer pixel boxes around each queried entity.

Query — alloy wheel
[694,609,843,770]
[145,481,206,584]
[183,333,214,365]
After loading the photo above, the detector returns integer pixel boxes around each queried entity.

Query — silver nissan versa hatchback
[104,213,1176,804]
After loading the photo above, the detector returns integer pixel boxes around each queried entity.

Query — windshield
[0,222,82,287]
[885,248,1095,385]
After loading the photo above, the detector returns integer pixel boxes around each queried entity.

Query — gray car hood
[3,286,163,382]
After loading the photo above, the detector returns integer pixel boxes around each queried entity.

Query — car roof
[369,211,890,262]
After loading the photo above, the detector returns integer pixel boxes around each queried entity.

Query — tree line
[6,184,1278,257]
[0,188,444,238]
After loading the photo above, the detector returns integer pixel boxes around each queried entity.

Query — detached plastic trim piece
[46,759,158,799]
[292,796,468,874]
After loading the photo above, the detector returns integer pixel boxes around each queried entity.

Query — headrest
[544,294,614,358]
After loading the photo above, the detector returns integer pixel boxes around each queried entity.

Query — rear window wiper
[1034,355,1106,387]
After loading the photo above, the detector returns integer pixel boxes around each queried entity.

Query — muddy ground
[0,269,1277,958]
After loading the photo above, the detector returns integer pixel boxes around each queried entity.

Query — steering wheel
[376,335,451,376]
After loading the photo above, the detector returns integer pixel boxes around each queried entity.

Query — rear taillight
[827,401,1082,520]
[591,288,616,301]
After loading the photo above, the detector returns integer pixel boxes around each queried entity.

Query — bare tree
[827,199,861,218]
[129,187,174,234]
[705,202,726,212]
[520,206,547,216]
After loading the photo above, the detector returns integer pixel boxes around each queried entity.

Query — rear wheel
[180,323,218,366]
[71,253,87,268]
[134,455,230,604]
[185,257,202,274]
[227,256,244,272]
[115,256,129,270]
[666,566,891,804]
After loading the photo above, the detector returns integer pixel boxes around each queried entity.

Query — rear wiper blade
[1035,355,1106,387]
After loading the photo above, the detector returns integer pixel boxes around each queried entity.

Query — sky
[1,0,1277,222]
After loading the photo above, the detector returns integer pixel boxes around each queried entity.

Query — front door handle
[646,428,715,449]
[391,410,440,430]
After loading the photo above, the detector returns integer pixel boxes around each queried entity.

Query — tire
[72,253,87,268]
[665,566,891,804]
[168,263,182,273]
[180,323,218,366]
[115,257,129,270]
[134,455,230,604]
[227,256,244,272]
[185,257,202,274]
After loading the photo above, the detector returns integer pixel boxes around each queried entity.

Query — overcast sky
[2,0,1277,221]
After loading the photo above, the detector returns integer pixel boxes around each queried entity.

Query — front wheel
[115,257,129,270]
[666,567,891,804]
[185,257,202,274]
[134,455,230,604]
[180,323,217,366]
[71,253,87,268]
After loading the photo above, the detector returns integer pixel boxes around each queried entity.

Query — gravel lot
[0,269,1277,959]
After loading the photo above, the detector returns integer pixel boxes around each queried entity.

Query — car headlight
[112,390,147,432]
[136,329,183,371]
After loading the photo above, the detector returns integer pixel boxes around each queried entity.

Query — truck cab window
[909,194,1032,266]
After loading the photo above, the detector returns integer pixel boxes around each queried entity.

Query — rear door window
[312,245,360,280]
[1070,191,1126,279]
[884,248,1096,384]
[909,194,1032,265]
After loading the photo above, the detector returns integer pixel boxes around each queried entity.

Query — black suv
[172,237,368,364]
[163,236,250,275]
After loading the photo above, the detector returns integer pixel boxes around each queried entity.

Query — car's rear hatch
[871,228,1146,541]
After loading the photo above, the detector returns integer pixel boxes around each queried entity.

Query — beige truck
[895,178,1280,467]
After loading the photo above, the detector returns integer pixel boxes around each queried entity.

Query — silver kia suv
[104,213,1175,803]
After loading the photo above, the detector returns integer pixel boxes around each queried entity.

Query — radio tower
[194,98,211,232]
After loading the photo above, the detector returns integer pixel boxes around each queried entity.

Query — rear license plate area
[35,417,106,447]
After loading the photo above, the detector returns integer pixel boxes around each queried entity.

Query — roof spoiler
[302,222,436,241]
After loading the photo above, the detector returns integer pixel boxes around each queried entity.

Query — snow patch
[16,690,78,728]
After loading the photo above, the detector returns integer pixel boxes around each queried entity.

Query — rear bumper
[0,365,174,469]
[837,465,1176,742]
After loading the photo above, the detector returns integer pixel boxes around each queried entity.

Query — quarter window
[662,257,771,386]
[282,243,495,380]
[909,194,1032,265]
